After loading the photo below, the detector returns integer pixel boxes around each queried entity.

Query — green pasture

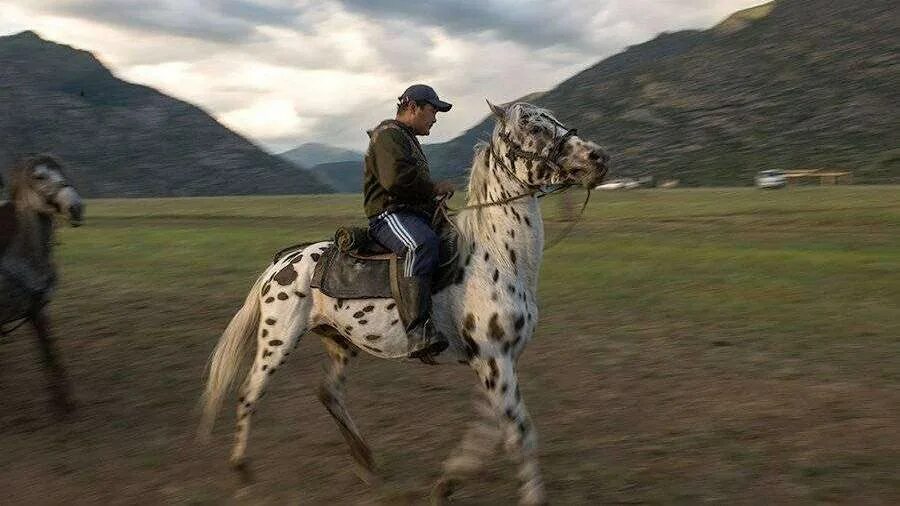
[1,186,897,504]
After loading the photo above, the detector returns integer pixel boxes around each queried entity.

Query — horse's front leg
[433,354,545,505]
[31,308,75,417]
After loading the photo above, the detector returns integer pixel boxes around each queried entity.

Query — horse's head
[8,154,84,227]
[487,101,609,189]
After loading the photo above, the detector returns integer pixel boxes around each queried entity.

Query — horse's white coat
[201,102,608,505]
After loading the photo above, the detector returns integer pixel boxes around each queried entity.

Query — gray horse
[1,154,84,416]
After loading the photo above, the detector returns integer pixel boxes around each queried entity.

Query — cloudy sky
[1,0,762,152]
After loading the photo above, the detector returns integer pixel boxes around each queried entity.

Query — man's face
[411,103,438,135]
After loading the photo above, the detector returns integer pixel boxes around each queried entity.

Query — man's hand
[434,180,456,195]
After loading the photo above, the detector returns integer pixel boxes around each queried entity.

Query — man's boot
[398,275,449,359]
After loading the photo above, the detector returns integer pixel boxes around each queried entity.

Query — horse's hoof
[230,458,254,484]
[430,478,458,505]
[352,461,381,487]
[519,483,548,505]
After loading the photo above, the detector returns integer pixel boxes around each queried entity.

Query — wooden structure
[784,169,852,186]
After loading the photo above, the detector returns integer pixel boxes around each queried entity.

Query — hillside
[426,0,900,185]
[0,31,331,197]
[279,142,363,167]
[308,160,364,193]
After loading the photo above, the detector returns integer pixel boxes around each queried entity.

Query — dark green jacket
[363,119,436,219]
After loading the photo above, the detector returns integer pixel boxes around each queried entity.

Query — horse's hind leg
[32,308,75,417]
[230,300,309,478]
[317,335,378,484]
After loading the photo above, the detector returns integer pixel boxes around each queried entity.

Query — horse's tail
[198,271,265,439]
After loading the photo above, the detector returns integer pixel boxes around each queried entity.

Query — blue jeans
[368,210,438,279]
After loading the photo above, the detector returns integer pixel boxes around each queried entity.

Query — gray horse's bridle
[489,113,578,189]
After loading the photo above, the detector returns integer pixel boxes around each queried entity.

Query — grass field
[1,186,898,505]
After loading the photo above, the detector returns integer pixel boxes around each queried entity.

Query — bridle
[450,113,580,212]
[495,113,578,179]
[439,113,593,251]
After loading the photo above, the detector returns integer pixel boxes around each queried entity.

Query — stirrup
[409,339,449,365]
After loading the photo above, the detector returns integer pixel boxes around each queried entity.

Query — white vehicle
[755,169,786,189]
[597,178,641,190]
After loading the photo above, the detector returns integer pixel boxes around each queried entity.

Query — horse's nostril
[588,151,601,161]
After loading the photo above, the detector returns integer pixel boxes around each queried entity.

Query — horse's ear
[486,99,507,120]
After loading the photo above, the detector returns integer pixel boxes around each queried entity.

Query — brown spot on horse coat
[265,318,277,325]
[294,291,306,298]
[386,302,396,310]
[358,319,368,325]
[262,283,271,295]
[492,269,499,282]
[488,357,499,384]
[364,334,381,341]
[509,249,517,265]
[514,314,525,331]
[464,313,476,332]
[277,292,288,300]
[273,264,297,286]
[265,297,275,303]
[268,340,283,347]
[488,313,505,341]
[353,311,365,318]
[363,305,374,312]
[291,254,304,263]
[262,329,268,337]
[311,253,321,261]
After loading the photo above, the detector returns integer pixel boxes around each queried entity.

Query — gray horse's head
[8,154,84,227]
[487,101,609,189]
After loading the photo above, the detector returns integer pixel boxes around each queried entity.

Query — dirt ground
[1,189,898,505]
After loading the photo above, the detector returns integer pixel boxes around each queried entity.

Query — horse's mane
[7,153,64,200]
[454,102,557,275]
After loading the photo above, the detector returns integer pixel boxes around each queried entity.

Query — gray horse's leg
[317,335,378,484]
[433,356,545,505]
[31,308,75,417]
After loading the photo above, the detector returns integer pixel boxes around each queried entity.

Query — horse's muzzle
[69,203,84,227]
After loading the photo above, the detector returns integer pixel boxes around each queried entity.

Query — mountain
[425,0,900,185]
[0,31,331,197]
[308,160,364,193]
[280,142,364,167]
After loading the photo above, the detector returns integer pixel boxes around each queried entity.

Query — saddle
[308,224,459,301]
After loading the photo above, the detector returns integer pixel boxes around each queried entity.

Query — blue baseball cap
[399,84,452,112]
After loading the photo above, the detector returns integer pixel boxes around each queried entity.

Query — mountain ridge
[0,30,332,197]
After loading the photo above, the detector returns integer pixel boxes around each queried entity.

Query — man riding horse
[363,84,456,359]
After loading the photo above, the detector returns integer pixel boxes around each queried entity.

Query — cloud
[2,0,765,151]
[29,0,312,43]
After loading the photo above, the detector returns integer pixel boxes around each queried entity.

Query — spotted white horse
[200,101,609,504]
